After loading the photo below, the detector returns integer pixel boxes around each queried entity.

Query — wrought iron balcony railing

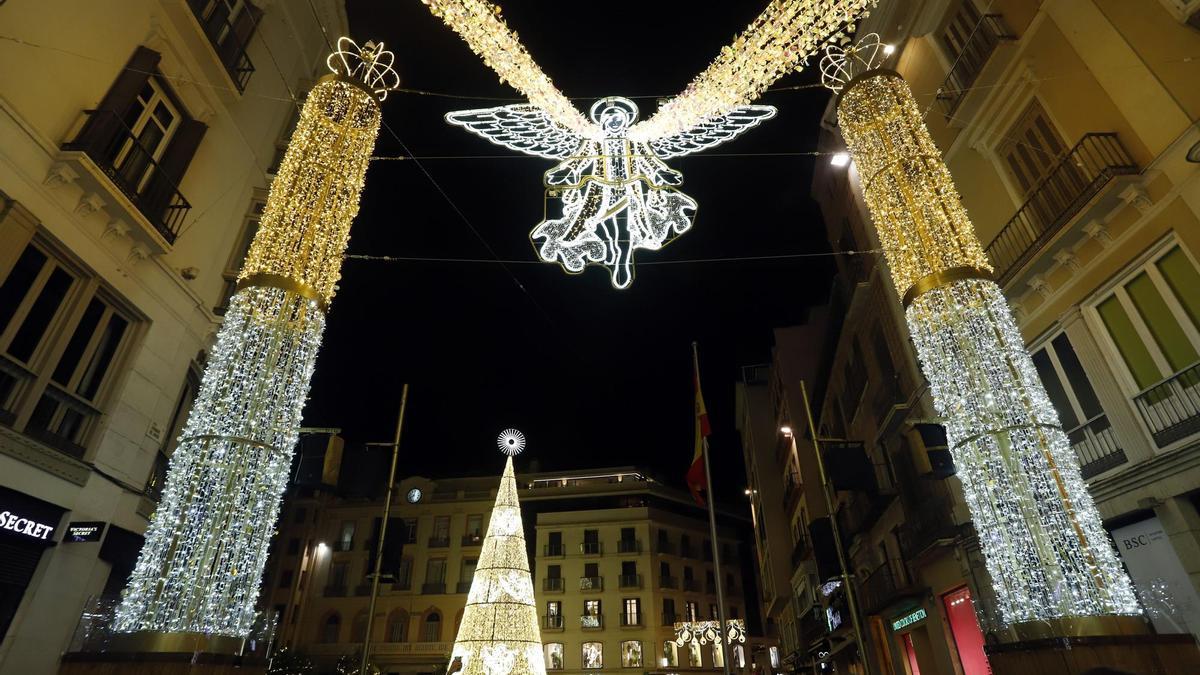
[1134,362,1200,448]
[544,544,565,557]
[985,133,1138,285]
[543,577,564,592]
[661,612,678,626]
[859,562,921,616]
[187,0,257,91]
[324,585,347,597]
[655,541,676,555]
[1068,413,1128,478]
[937,14,1014,116]
[682,579,701,592]
[617,539,641,553]
[456,581,472,594]
[579,576,603,591]
[620,612,644,627]
[542,615,564,630]
[580,613,604,629]
[619,574,642,589]
[428,536,450,548]
[421,582,446,594]
[461,534,483,547]
[898,495,958,561]
[62,110,191,244]
[581,541,603,555]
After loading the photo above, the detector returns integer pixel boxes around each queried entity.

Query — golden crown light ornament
[113,38,397,638]
[823,36,1141,628]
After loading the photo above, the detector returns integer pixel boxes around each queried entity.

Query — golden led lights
[449,454,546,675]
[825,38,1140,625]
[114,39,395,637]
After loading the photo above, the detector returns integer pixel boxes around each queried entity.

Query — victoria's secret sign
[0,510,55,540]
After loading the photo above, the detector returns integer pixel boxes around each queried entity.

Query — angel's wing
[648,105,777,159]
[445,104,591,160]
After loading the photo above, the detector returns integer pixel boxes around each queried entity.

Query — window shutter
[141,118,207,236]
[82,46,161,148]
[219,3,262,77]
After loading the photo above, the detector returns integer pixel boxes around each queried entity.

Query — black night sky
[302,0,836,501]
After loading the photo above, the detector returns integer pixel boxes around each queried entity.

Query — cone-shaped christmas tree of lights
[449,433,545,675]
[113,38,398,637]
[819,37,1141,629]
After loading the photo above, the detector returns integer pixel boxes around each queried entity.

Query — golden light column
[113,38,397,637]
[821,37,1141,629]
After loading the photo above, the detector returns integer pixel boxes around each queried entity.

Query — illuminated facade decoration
[113,38,396,637]
[824,38,1141,625]
[674,619,747,646]
[447,97,775,288]
[421,0,877,142]
[448,455,545,675]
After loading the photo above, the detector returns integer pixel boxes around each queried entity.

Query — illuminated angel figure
[447,97,775,289]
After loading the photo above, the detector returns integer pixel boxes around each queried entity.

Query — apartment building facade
[0,1,345,673]
[744,1,1200,674]
[267,466,762,675]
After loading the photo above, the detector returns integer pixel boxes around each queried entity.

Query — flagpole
[692,342,733,675]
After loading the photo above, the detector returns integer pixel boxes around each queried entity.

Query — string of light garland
[113,38,397,637]
[448,437,545,675]
[823,36,1141,627]
[419,0,877,142]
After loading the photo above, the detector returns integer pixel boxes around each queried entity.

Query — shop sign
[66,521,106,542]
[0,509,55,540]
[891,607,927,632]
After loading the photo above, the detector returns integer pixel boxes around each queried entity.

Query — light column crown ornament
[497,428,526,456]
[824,36,1140,629]
[448,453,545,675]
[113,37,392,639]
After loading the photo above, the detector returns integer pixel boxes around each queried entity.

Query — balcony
[618,539,642,553]
[429,536,451,548]
[581,542,603,556]
[580,614,604,630]
[333,540,354,552]
[1134,362,1200,448]
[620,612,644,627]
[462,534,483,547]
[580,576,603,591]
[783,469,802,512]
[542,615,564,630]
[985,133,1139,286]
[1068,413,1128,478]
[898,495,959,561]
[679,545,695,559]
[456,581,472,594]
[859,562,922,616]
[797,605,825,643]
[619,574,642,589]
[324,585,347,597]
[354,583,372,597]
[659,576,678,590]
[661,612,678,626]
[682,579,701,592]
[60,110,191,249]
[421,582,446,594]
[937,14,1014,116]
[655,541,676,555]
[391,580,412,592]
[790,535,809,570]
[543,577,564,592]
[544,544,565,557]
[186,0,256,91]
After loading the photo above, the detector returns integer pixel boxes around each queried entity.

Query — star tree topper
[447,97,775,289]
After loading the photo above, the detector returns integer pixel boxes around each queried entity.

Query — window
[338,521,356,551]
[351,611,368,642]
[426,559,447,583]
[705,569,716,591]
[1096,244,1200,389]
[320,613,340,643]
[730,606,739,619]
[277,569,293,588]
[662,641,679,668]
[583,528,600,554]
[681,534,691,555]
[1032,332,1124,473]
[145,363,200,499]
[431,515,450,545]
[842,341,869,422]
[547,564,561,579]
[396,558,413,589]
[687,641,702,667]
[466,514,484,540]
[585,599,602,616]
[403,517,418,544]
[545,643,564,670]
[623,598,641,626]
[215,196,265,314]
[460,558,478,589]
[0,239,138,457]
[113,79,180,193]
[187,0,262,90]
[709,604,719,619]
[547,530,563,555]
[734,645,746,668]
[685,601,699,621]
[621,641,643,668]
[999,99,1072,199]
[584,562,599,577]
[421,612,441,642]
[328,562,348,589]
[582,642,603,669]
[662,598,676,623]
[547,600,562,616]
[712,643,725,668]
[387,609,408,642]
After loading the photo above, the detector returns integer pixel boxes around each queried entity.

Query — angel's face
[589,97,639,136]
[600,108,632,134]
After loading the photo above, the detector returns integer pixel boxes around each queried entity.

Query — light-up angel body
[447,97,775,289]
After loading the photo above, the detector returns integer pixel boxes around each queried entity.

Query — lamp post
[361,384,410,675]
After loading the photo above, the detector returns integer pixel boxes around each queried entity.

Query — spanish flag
[687,346,711,506]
